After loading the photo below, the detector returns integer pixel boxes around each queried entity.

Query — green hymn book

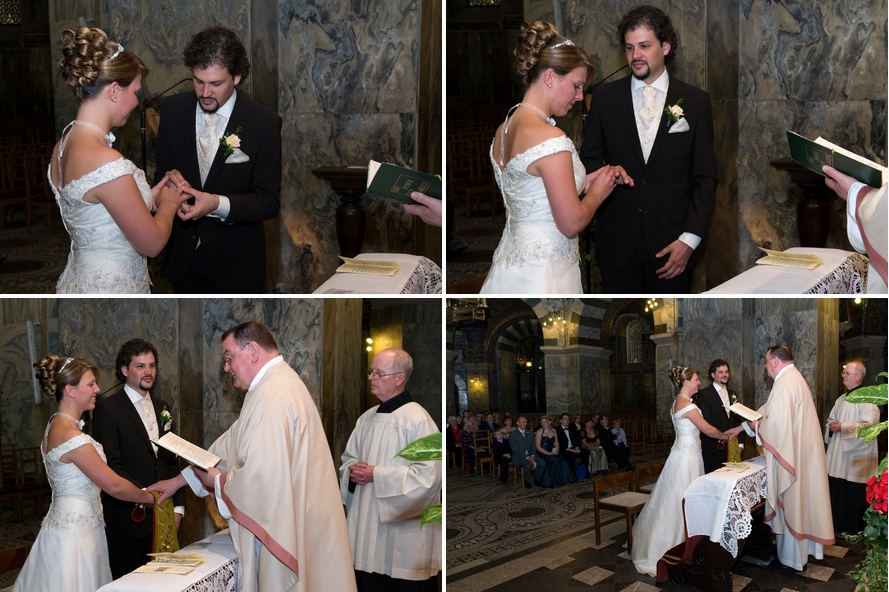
[366,160,442,203]
[786,131,886,187]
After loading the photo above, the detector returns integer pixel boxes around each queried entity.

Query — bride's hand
[155,183,190,212]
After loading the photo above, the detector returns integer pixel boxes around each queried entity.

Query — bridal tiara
[550,39,574,49]
[108,43,124,61]
[59,357,74,372]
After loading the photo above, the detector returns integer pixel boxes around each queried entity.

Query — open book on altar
[728,402,762,422]
[152,433,220,471]
[755,247,823,270]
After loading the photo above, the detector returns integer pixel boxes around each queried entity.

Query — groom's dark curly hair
[618,5,679,65]
[115,338,159,383]
[183,26,250,80]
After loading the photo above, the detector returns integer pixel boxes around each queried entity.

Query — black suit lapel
[181,97,202,187]
[647,82,684,165]
[616,78,646,165]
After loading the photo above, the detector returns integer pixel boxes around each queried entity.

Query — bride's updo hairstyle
[669,365,698,389]
[34,355,100,402]
[514,21,595,91]
[58,26,148,102]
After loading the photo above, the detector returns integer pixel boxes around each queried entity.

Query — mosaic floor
[446,206,504,292]
[446,464,868,592]
[0,215,69,294]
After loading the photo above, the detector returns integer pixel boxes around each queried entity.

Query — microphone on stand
[582,64,629,127]
[141,78,192,172]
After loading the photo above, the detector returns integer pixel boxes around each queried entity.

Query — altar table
[97,530,239,592]
[703,248,869,294]
[657,457,770,592]
[312,253,442,294]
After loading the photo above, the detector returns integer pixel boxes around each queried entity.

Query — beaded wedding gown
[51,124,153,293]
[479,109,584,294]
[13,415,113,592]
[630,403,705,576]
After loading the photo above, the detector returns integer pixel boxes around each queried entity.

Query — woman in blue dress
[534,415,577,487]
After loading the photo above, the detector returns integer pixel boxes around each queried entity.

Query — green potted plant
[843,372,887,592]
[395,432,442,526]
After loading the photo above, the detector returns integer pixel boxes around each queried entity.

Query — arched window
[626,318,642,364]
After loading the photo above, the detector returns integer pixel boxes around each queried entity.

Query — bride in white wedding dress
[13,356,153,592]
[630,365,733,576]
[50,27,188,293]
[480,20,633,294]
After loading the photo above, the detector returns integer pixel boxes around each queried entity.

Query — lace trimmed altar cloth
[683,455,768,557]
[97,530,239,592]
[703,248,870,294]
[312,252,442,294]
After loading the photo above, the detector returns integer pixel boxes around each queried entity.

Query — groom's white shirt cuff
[678,232,702,250]
[207,195,231,221]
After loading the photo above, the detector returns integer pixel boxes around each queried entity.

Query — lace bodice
[488,135,584,267]
[41,423,106,529]
[50,153,152,294]
[670,403,702,452]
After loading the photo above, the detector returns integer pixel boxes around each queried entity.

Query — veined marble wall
[542,345,611,416]
[48,0,432,293]
[529,0,887,288]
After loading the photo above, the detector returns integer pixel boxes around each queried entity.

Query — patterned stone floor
[446,207,504,291]
[0,216,68,294]
[446,465,867,592]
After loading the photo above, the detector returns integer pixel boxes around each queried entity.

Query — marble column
[541,344,612,416]
[446,350,458,418]
[322,299,364,467]
[651,330,682,420]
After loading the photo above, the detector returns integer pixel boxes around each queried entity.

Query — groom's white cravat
[198,112,219,185]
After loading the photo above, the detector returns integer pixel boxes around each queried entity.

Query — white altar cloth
[683,456,768,558]
[97,530,239,592]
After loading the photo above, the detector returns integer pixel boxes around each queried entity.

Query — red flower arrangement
[865,468,888,515]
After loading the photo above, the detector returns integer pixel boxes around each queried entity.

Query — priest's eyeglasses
[222,343,249,366]
[366,369,401,379]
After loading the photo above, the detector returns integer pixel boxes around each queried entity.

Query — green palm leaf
[421,504,442,526]
[395,432,442,461]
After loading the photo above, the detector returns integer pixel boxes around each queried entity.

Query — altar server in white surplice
[340,348,442,591]
[728,345,834,571]
[151,322,356,592]
[824,361,880,534]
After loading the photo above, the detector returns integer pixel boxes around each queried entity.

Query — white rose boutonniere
[160,406,172,432]
[664,97,688,133]
[220,127,250,163]
[730,392,738,405]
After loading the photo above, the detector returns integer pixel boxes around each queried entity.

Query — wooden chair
[446,450,457,468]
[641,419,669,457]
[473,431,494,476]
[0,444,16,488]
[634,462,665,494]
[593,471,650,551]
[14,447,50,518]
[24,152,57,232]
[447,136,499,218]
[0,544,30,575]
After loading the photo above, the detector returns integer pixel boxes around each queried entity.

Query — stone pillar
[651,330,682,420]
[541,344,612,416]
[446,350,458,418]
[322,299,364,468]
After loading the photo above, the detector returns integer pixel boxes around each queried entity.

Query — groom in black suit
[93,339,185,579]
[581,5,718,293]
[696,358,743,474]
[155,26,281,294]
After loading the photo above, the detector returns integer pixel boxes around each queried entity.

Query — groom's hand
[655,240,692,279]
[178,187,220,221]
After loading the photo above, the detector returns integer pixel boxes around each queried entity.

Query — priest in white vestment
[824,361,880,533]
[151,322,357,592]
[823,165,888,293]
[730,345,835,570]
[340,348,442,591]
